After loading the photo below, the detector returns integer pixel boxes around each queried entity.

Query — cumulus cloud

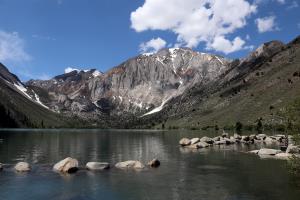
[255,16,278,33]
[207,36,246,54]
[131,0,256,54]
[139,37,167,53]
[0,30,31,62]
[65,67,80,73]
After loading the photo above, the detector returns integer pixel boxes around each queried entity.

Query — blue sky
[0,0,299,81]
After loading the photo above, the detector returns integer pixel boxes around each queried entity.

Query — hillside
[147,36,300,130]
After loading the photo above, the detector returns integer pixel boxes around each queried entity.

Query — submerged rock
[86,162,110,170]
[147,159,160,168]
[248,150,259,154]
[190,138,200,145]
[275,153,293,160]
[115,160,145,169]
[15,162,31,172]
[53,157,79,173]
[187,141,210,149]
[258,148,281,155]
[179,138,191,146]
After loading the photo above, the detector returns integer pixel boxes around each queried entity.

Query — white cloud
[255,16,278,33]
[0,30,31,62]
[139,37,167,53]
[131,0,256,54]
[207,36,247,54]
[65,67,80,73]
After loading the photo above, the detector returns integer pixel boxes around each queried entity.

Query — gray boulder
[200,136,214,144]
[15,162,31,172]
[264,137,276,144]
[190,138,200,145]
[222,131,229,138]
[215,140,227,145]
[286,145,300,154]
[257,134,267,140]
[53,157,79,173]
[179,138,191,146]
[275,153,293,160]
[248,150,259,154]
[258,148,281,155]
[241,136,250,142]
[188,141,209,149]
[147,159,160,168]
[115,160,145,169]
[233,133,242,140]
[224,138,236,145]
[213,136,220,142]
[86,162,110,170]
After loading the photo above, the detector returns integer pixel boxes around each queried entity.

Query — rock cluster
[0,158,161,174]
[179,133,291,149]
[250,145,300,160]
[179,133,300,160]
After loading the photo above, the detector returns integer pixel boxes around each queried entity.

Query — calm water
[0,129,299,200]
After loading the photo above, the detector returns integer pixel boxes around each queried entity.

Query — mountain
[26,48,229,119]
[145,36,300,129]
[1,35,300,129]
[0,63,85,128]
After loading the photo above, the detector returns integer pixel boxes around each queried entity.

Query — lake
[0,129,299,200]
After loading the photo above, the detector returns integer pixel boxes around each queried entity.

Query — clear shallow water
[0,129,299,200]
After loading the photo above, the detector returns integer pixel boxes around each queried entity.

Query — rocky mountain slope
[145,37,300,129]
[0,63,84,128]
[1,35,299,129]
[27,48,229,119]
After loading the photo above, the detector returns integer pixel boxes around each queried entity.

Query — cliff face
[27,48,229,118]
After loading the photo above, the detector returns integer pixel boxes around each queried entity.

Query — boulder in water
[86,162,110,170]
[275,153,293,160]
[248,150,259,154]
[147,159,160,168]
[286,145,300,154]
[258,148,281,155]
[200,137,214,144]
[179,138,191,146]
[15,162,31,172]
[53,157,79,173]
[115,161,145,169]
[190,138,200,145]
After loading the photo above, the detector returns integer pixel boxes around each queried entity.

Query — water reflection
[0,129,299,200]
